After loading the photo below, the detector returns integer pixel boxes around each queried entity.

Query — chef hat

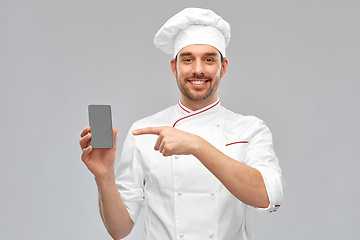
[154,8,231,58]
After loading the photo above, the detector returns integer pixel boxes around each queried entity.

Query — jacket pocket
[224,141,248,162]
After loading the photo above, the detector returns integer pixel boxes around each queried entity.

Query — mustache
[184,74,212,81]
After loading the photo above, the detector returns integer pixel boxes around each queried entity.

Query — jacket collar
[174,99,221,127]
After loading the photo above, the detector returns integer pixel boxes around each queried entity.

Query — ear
[220,58,229,78]
[170,59,177,78]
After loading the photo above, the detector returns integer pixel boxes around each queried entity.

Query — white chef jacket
[115,99,284,240]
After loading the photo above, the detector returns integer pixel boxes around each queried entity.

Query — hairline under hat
[173,25,226,58]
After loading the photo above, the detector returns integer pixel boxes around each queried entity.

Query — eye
[205,58,214,63]
[182,58,192,63]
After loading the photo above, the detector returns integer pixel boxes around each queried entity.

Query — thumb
[112,128,118,149]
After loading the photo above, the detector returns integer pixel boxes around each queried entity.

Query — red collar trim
[178,101,191,113]
[173,100,220,127]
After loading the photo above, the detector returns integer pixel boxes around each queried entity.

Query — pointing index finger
[132,127,164,136]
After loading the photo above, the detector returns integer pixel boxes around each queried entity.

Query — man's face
[171,44,228,110]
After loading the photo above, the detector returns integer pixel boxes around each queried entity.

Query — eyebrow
[203,52,219,57]
[178,52,192,58]
[178,52,219,58]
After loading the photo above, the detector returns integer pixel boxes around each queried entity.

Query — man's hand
[132,126,202,157]
[80,126,134,239]
[79,126,118,177]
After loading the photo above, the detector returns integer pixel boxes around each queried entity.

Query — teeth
[191,80,206,85]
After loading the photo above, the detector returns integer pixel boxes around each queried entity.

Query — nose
[192,60,204,75]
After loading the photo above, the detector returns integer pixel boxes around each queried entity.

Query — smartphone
[88,105,114,148]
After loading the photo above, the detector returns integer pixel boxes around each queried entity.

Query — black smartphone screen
[88,105,114,148]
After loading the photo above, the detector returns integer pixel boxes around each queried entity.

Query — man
[80,8,284,240]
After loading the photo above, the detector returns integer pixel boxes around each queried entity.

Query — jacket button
[178,192,182,196]
[179,233,184,237]
[209,232,214,238]
[210,192,215,196]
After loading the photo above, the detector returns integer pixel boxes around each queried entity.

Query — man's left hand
[132,126,201,157]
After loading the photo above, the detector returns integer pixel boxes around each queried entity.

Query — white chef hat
[154,8,231,58]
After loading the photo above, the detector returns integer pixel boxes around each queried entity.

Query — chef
[80,7,284,240]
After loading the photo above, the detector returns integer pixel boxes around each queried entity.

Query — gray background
[1,0,359,239]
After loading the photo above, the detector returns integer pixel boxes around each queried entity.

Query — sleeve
[115,124,144,223]
[244,119,285,213]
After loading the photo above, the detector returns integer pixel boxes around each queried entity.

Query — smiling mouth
[189,79,209,88]
[190,80,208,85]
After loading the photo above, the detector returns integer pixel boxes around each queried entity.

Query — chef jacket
[115,99,284,240]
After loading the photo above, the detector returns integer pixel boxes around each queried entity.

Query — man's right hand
[79,126,134,239]
[79,126,118,177]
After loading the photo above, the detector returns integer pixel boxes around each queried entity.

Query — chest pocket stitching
[225,141,248,146]
[224,141,248,163]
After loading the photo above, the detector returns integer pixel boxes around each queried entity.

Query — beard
[176,73,220,103]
